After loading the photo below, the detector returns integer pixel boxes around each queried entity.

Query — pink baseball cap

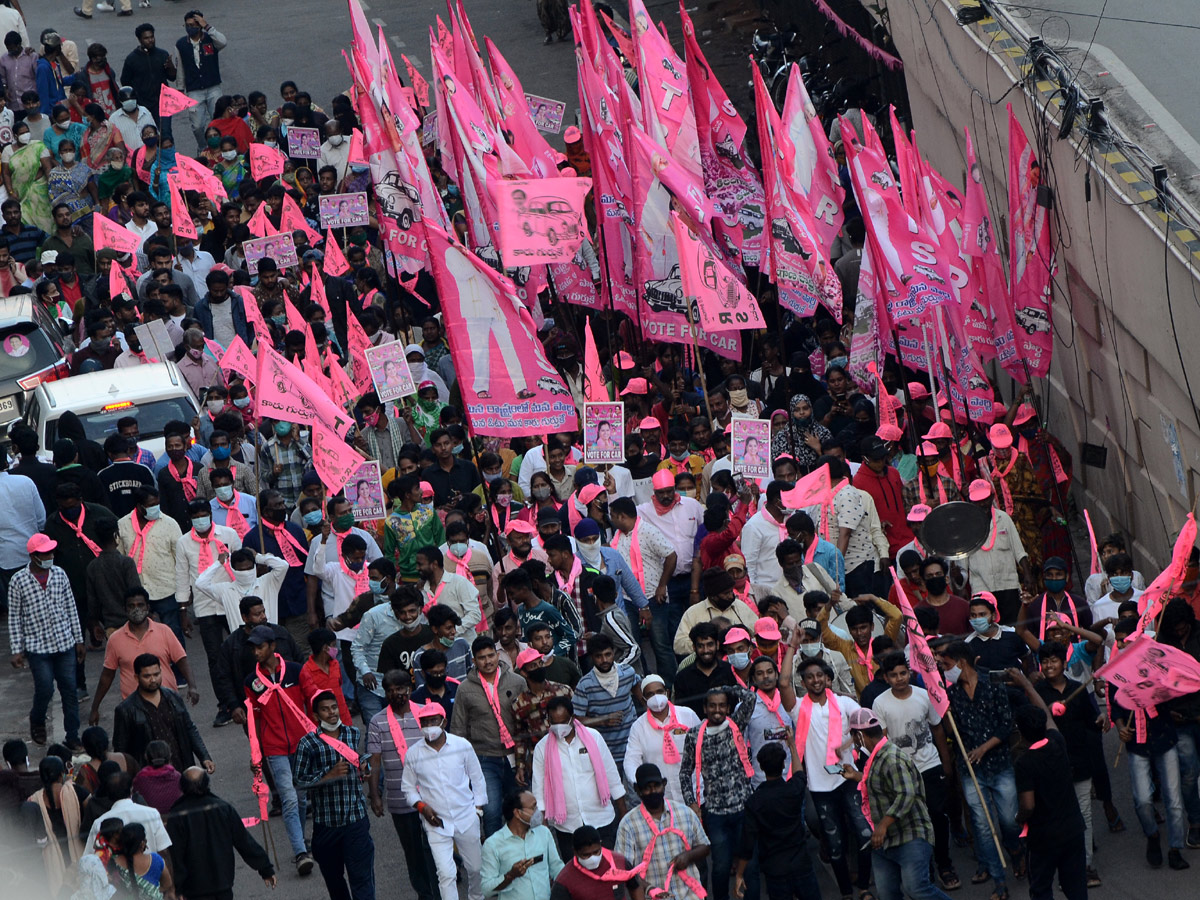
[27,534,57,554]
[876,424,904,442]
[754,617,782,641]
[917,441,939,457]
[615,351,636,369]
[848,708,881,730]
[505,519,537,536]
[639,416,661,430]
[988,423,1013,450]
[419,481,434,498]
[907,381,931,400]
[973,591,999,616]
[651,469,676,490]
[723,627,752,646]
[968,478,993,501]
[578,484,606,505]
[924,422,952,440]
[1012,403,1037,426]
[907,503,932,523]
[417,701,448,720]
[620,377,648,396]
[564,126,582,143]
[516,648,544,669]
[559,166,577,177]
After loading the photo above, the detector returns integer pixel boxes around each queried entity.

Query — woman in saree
[2,120,53,232]
[83,103,124,171]
[47,139,98,226]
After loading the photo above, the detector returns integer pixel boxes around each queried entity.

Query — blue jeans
[959,767,1020,887]
[811,782,873,895]
[1172,722,1200,827]
[703,809,756,900]
[478,755,517,839]
[650,573,689,687]
[28,650,79,741]
[872,838,953,900]
[1130,747,1186,848]
[266,753,308,857]
[312,816,375,900]
[149,595,186,683]
[357,685,384,728]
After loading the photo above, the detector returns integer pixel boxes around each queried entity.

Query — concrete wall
[884,0,1200,565]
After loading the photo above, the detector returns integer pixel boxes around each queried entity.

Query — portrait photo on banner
[243,233,298,275]
[583,401,625,465]
[364,342,417,403]
[346,460,386,521]
[319,191,370,229]
[731,417,771,479]
[287,126,321,159]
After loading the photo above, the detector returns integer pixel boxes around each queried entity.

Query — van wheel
[399,211,412,230]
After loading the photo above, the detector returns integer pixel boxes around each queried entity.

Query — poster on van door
[494,176,592,267]
[319,192,370,229]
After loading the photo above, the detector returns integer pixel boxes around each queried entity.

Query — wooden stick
[684,297,715,425]
[945,709,1008,870]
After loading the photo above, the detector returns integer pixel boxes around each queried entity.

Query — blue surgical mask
[969,616,991,634]
[369,579,386,595]
[448,542,469,558]
[212,445,232,461]
[1109,576,1133,594]
[303,510,323,527]
[1044,578,1067,593]
[728,652,750,670]
[143,504,161,520]
[452,443,464,455]
[215,485,234,502]
[233,397,251,409]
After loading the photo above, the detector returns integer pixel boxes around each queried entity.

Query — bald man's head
[180,766,210,796]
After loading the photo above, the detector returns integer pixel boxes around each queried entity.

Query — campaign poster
[525,93,566,134]
[731,418,771,479]
[364,341,417,402]
[345,460,386,521]
[583,402,625,465]
[287,126,321,159]
[243,233,298,275]
[319,192,370,229]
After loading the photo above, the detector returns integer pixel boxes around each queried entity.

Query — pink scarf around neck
[543,725,611,826]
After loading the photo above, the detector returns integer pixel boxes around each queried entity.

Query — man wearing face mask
[571,519,648,636]
[551,826,644,900]
[351,576,408,726]
[174,11,226,151]
[614,763,708,900]
[177,328,221,400]
[70,316,121,374]
[673,567,758,656]
[44,481,115,649]
[317,119,350,182]
[195,545,289,635]
[241,489,312,655]
[403,700,488,900]
[656,427,704,480]
[118,485,186,665]
[791,618,855,702]
[110,86,155,151]
[305,495,382,630]
[623,675,701,808]
[405,345,451,404]
[376,590,434,675]
[767,539,842,624]
[482,788,564,900]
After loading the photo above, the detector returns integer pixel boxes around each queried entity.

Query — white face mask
[215,485,234,502]
[319,718,341,733]
[646,693,669,713]
[207,399,225,414]
[121,99,137,112]
[421,725,444,741]
[578,539,602,567]
[800,643,824,658]
[943,664,961,684]
[221,149,237,161]
[280,118,294,127]
[60,151,75,163]
[263,140,278,149]
[191,516,212,532]
[328,134,344,146]
[578,854,604,871]
[17,133,31,145]
[549,722,573,739]
[234,568,256,587]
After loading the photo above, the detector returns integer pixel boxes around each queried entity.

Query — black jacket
[113,688,210,769]
[215,624,300,712]
[166,791,274,895]
[120,47,174,117]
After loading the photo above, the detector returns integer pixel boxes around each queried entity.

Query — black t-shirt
[1013,730,1084,843]
[100,460,156,519]
[673,660,736,718]
[1035,678,1098,781]
[419,458,481,505]
[377,626,434,676]
[739,773,809,875]
[966,628,1028,673]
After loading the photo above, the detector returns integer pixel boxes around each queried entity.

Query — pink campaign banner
[1007,105,1055,379]
[1095,636,1200,712]
[891,566,949,717]
[92,213,142,256]
[250,143,287,181]
[426,225,577,436]
[671,212,765,334]
[549,258,601,309]
[494,176,592,267]
[254,344,354,436]
[159,85,198,119]
[312,422,366,493]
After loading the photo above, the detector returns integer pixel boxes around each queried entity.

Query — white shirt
[871,687,942,773]
[964,509,1028,593]
[623,705,702,807]
[319,561,368,640]
[125,218,159,252]
[402,733,488,834]
[798,692,861,792]
[531,724,626,832]
[305,528,383,611]
[317,139,351,182]
[636,496,703,573]
[110,106,156,150]
[1092,588,1145,641]
[741,508,786,587]
[173,524,242,610]
[85,798,172,854]
[180,250,217,302]
[194,554,289,630]
[421,571,482,637]
[118,513,182,602]
[612,517,674,597]
[745,693,799,786]
[1084,571,1146,608]
[209,490,258,532]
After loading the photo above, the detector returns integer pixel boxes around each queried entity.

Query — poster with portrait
[243,233,298,275]
[364,341,416,403]
[287,126,321,159]
[525,93,566,134]
[583,402,625,465]
[319,192,370,229]
[345,460,386,521]
[731,418,771,479]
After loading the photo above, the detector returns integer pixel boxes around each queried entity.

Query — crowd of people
[0,4,1196,900]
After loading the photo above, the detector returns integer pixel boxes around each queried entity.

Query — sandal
[1107,813,1126,833]
[1012,851,1027,879]
[989,889,1009,900]
[971,870,990,885]
[940,869,962,891]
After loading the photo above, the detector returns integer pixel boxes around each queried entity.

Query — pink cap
[419,481,434,497]
[973,591,999,616]
[924,422,952,440]
[754,617,782,641]
[723,627,752,646]
[620,377,648,396]
[918,441,939,457]
[516,648,544,669]
[615,351,636,369]
[27,533,57,554]
[907,381,931,400]
[1012,403,1037,426]
[417,701,448,720]
[578,483,606,505]
[651,470,675,490]
[505,519,537,536]
[968,478,993,501]
[639,416,661,430]
[988,423,1013,450]
[876,424,903,442]
[907,503,932,523]
[559,166,577,177]
[847,708,881,730]
[564,126,582,143]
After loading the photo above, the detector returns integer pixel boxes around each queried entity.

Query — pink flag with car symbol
[670,212,765,333]
[494,176,592,267]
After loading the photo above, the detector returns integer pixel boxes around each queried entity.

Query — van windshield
[45,397,196,446]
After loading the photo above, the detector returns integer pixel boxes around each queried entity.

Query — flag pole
[683,297,715,425]
[944,708,1008,869]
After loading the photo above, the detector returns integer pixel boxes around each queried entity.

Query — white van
[23,362,200,462]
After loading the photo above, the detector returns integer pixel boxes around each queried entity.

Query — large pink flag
[486,38,561,180]
[219,335,256,384]
[324,233,350,276]
[494,176,593,267]
[962,127,1016,367]
[1095,635,1200,711]
[781,64,844,252]
[671,212,765,333]
[254,343,354,436]
[402,54,429,108]
[250,143,286,180]
[312,422,366,493]
[583,318,608,403]
[235,286,266,343]
[92,213,142,256]
[345,309,373,392]
[281,194,322,246]
[166,175,198,240]
[1135,514,1197,635]
[425,225,577,435]
[890,566,949,716]
[1006,105,1055,379]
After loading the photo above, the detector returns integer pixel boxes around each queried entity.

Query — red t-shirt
[299,656,351,725]
[915,594,972,636]
[244,659,309,756]
[553,854,639,900]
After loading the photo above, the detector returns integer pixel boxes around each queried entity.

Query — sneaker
[295,852,314,876]
[212,710,234,727]
[1086,867,1101,888]
[1169,849,1190,870]
[73,7,93,18]
[1147,834,1164,868]
[76,688,90,703]
[139,0,150,6]
[96,1,114,7]
[1187,825,1200,849]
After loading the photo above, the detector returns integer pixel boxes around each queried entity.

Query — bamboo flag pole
[944,708,1008,870]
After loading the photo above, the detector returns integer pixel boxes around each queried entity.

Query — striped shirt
[366,705,423,814]
[572,663,638,765]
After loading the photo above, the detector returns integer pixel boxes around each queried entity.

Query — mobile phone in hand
[824,763,844,775]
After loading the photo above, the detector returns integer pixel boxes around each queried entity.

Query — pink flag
[671,212,765,333]
[486,38,560,179]
[402,55,429,108]
[235,286,266,343]
[166,175,198,240]
[1095,635,1200,712]
[890,566,949,716]
[219,335,257,383]
[345,310,373,391]
[425,224,577,435]
[312,422,366,493]
[548,259,601,309]
[1083,509,1100,576]
[583,318,608,403]
[280,194,323,246]
[108,259,132,300]
[962,127,1016,367]
[494,176,592,267]
[1007,105,1055,379]
[328,358,361,409]
[303,326,331,394]
[781,464,832,510]
[347,128,367,165]
[866,361,897,429]
[254,344,354,436]
[250,143,287,181]
[246,202,273,238]
[159,85,198,119]
[324,232,350,276]
[283,292,307,334]
[781,64,845,251]
[308,270,332,318]
[1135,513,1197,635]
[628,0,701,181]
[92,213,142,256]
